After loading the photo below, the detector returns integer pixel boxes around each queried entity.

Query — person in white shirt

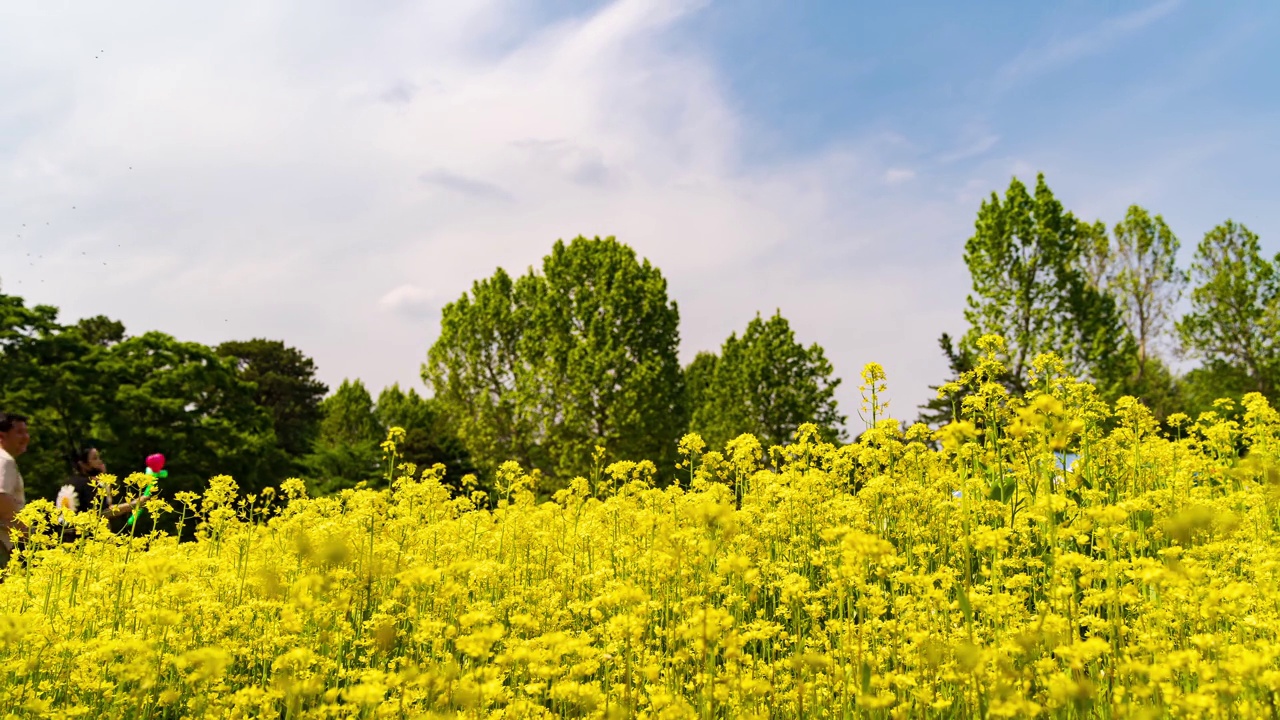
[0,411,30,569]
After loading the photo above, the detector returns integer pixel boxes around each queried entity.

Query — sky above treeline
[2,0,1278,425]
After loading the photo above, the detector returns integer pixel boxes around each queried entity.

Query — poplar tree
[1178,221,1280,402]
[950,174,1133,398]
[1079,205,1185,417]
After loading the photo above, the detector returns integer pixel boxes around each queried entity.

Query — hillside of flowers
[2,341,1279,719]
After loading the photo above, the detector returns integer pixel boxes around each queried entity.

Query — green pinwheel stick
[128,453,166,527]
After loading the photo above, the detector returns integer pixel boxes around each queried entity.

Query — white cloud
[379,284,439,319]
[0,0,976,432]
[884,168,916,185]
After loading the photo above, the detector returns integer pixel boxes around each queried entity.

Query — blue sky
[1,0,1277,429]
[701,1,1279,240]
[698,2,1276,157]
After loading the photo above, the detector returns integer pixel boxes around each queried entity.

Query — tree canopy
[960,175,1135,394]
[3,180,1275,507]
[928,174,1138,424]
[425,236,685,482]
[689,311,844,449]
[217,339,328,460]
[0,293,277,499]
[1177,221,1280,406]
[375,383,475,491]
[306,379,382,494]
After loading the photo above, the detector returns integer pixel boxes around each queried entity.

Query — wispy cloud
[994,0,1181,92]
[937,134,1000,164]
[379,81,417,106]
[0,0,1015,421]
[512,139,614,187]
[884,168,916,185]
[379,284,439,319]
[419,170,514,203]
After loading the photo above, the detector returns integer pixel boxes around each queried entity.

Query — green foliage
[0,289,279,500]
[0,295,103,495]
[75,315,127,347]
[92,332,279,496]
[307,379,382,493]
[533,237,685,478]
[683,351,718,430]
[1107,206,1186,366]
[952,174,1135,398]
[1081,205,1187,418]
[1179,363,1256,420]
[1118,356,1183,422]
[425,236,684,482]
[918,332,976,427]
[317,379,381,448]
[216,338,328,459]
[689,310,844,449]
[1177,220,1280,401]
[375,383,475,490]
[424,268,544,476]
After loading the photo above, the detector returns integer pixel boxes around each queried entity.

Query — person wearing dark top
[57,447,148,542]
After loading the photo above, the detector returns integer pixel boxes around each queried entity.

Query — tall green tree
[683,351,718,431]
[0,294,106,496]
[424,268,545,476]
[217,339,328,459]
[1080,206,1186,417]
[1107,207,1186,378]
[375,383,475,488]
[307,378,383,493]
[944,174,1134,400]
[1177,220,1279,403]
[425,236,685,481]
[532,237,685,477]
[689,311,844,449]
[92,332,279,496]
[317,379,382,448]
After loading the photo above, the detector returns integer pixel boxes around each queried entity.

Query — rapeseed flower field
[2,339,1279,718]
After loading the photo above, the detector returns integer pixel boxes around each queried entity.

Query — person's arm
[104,495,147,519]
[0,459,25,535]
[0,491,15,526]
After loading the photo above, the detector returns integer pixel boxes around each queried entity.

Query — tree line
[0,303,476,500]
[2,172,1276,498]
[0,237,842,499]
[921,174,1278,427]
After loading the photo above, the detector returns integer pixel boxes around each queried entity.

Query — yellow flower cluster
[2,349,1279,718]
